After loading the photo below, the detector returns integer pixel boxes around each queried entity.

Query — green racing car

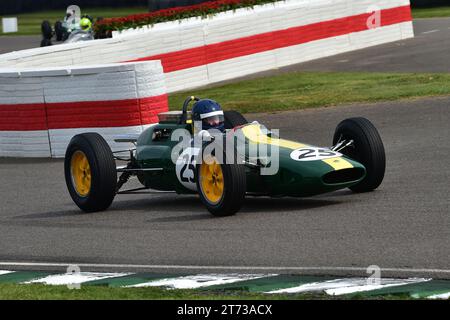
[64,96,385,217]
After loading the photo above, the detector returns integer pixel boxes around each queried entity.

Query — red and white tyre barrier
[0,75,50,157]
[0,62,168,157]
[0,0,414,93]
[130,0,414,92]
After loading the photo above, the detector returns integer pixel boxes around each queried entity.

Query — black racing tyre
[40,38,52,47]
[64,133,117,213]
[62,30,70,41]
[333,117,385,193]
[224,110,248,129]
[54,21,64,41]
[196,148,246,217]
[41,20,53,40]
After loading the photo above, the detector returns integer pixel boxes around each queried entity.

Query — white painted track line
[24,272,130,285]
[0,262,449,276]
[267,278,430,295]
[0,270,15,276]
[128,274,274,289]
[428,292,450,300]
[421,29,440,34]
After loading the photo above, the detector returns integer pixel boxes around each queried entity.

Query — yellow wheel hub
[200,158,224,205]
[71,151,91,197]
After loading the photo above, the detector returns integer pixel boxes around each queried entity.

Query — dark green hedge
[0,0,147,15]
[410,0,450,7]
[95,0,281,38]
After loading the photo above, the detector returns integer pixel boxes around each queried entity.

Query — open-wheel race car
[41,5,95,47]
[64,96,385,217]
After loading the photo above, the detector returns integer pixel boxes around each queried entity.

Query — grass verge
[0,283,415,300]
[0,7,147,36]
[412,6,450,19]
[169,72,450,114]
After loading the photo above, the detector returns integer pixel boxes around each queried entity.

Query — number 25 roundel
[175,147,200,191]
[290,147,342,161]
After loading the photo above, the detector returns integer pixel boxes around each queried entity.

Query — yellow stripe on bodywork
[242,124,354,171]
[322,157,354,170]
[241,124,306,150]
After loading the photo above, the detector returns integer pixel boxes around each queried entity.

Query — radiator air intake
[322,168,365,185]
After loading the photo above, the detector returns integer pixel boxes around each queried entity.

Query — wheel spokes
[214,163,221,175]
[208,163,215,175]
[215,181,224,192]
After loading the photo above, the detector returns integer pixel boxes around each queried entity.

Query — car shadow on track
[147,197,342,223]
[243,197,342,212]
[112,195,342,212]
[12,210,82,219]
[11,194,343,223]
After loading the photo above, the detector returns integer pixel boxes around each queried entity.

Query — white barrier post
[2,17,18,33]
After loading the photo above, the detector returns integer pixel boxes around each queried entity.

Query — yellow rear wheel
[70,151,91,197]
[64,133,117,213]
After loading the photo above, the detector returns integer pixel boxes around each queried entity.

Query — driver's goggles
[203,115,224,127]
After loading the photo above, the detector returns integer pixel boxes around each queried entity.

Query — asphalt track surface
[0,19,449,278]
[0,36,41,55]
[0,97,449,278]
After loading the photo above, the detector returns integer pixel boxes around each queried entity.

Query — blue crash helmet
[192,99,225,132]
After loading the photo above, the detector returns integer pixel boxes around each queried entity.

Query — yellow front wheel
[197,153,246,217]
[199,159,225,205]
[64,133,117,213]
